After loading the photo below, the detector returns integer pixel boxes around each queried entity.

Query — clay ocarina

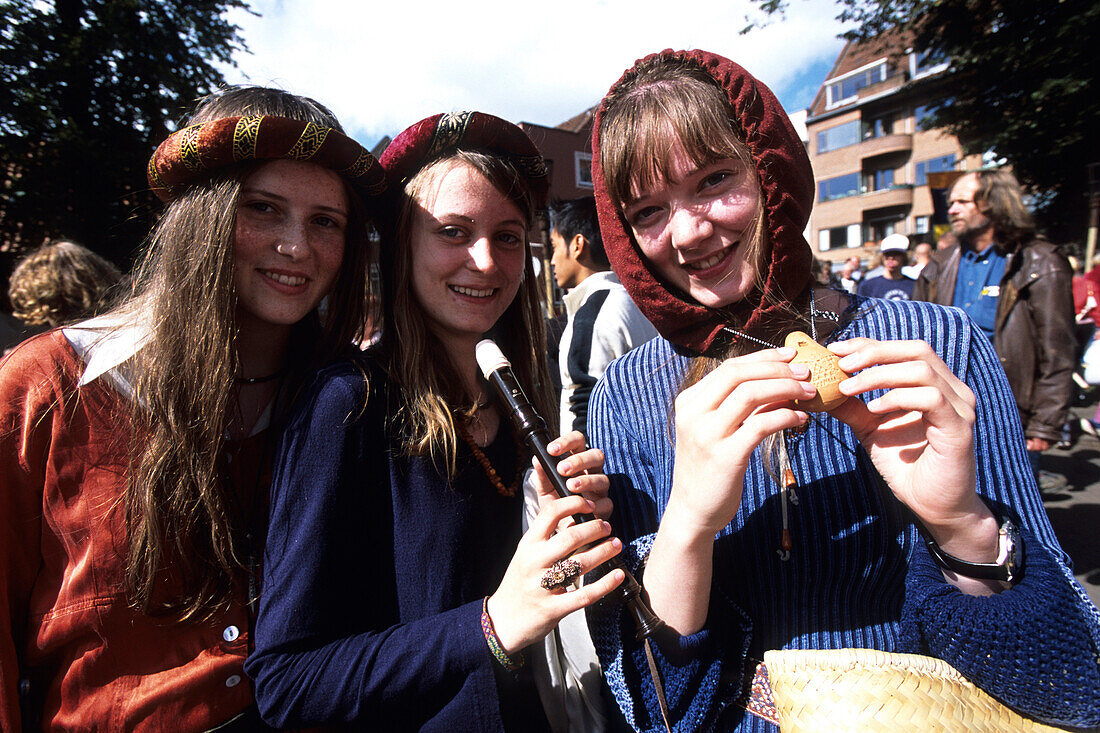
[784,330,849,412]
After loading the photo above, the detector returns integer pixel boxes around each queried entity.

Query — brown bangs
[600,58,751,211]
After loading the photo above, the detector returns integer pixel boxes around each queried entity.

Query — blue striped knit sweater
[587,296,1100,732]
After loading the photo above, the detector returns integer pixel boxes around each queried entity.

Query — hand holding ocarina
[784,331,849,412]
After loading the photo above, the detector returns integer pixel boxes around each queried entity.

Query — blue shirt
[953,244,1007,340]
[857,274,915,300]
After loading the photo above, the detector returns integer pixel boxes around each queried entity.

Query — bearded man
[914,169,1075,491]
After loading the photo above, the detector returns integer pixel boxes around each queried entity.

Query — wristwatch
[923,518,1023,583]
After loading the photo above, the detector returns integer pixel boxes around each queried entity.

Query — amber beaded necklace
[455,418,525,498]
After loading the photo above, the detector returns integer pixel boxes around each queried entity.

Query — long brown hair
[121,86,369,620]
[970,168,1037,248]
[381,149,554,474]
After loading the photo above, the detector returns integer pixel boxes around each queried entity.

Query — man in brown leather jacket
[913,169,1074,489]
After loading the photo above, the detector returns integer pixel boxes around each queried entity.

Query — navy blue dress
[246,355,549,731]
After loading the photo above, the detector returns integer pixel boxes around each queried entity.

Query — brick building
[807,33,982,264]
[518,108,597,312]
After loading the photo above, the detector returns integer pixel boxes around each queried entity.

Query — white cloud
[223,0,848,146]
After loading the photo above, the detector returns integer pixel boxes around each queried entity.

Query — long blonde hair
[381,149,554,474]
[121,86,369,620]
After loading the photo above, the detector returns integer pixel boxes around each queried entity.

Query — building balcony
[859,133,913,159]
[860,184,913,209]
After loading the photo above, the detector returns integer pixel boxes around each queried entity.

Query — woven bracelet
[480,596,525,671]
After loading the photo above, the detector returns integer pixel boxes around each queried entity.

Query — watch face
[999,519,1022,583]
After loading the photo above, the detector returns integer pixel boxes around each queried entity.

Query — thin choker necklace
[235,368,287,385]
[455,419,524,498]
[721,288,837,348]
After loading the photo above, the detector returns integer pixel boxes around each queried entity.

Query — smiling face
[232,159,348,338]
[623,138,762,309]
[408,159,527,350]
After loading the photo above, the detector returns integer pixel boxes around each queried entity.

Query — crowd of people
[1,48,1098,732]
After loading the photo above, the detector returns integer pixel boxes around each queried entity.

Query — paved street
[1038,396,1100,608]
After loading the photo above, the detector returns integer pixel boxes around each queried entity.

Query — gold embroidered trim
[287,121,329,161]
[233,115,263,161]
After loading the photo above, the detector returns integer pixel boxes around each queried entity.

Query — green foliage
[745,0,1099,244]
[0,0,250,269]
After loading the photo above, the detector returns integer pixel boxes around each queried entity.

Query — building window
[862,114,893,139]
[817,120,860,153]
[915,215,930,234]
[863,218,902,243]
[826,60,889,108]
[915,154,957,186]
[864,168,896,192]
[818,172,861,202]
[574,152,593,189]
[915,101,951,131]
[822,224,853,249]
[911,48,949,79]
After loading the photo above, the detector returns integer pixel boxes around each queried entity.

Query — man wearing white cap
[857,233,915,300]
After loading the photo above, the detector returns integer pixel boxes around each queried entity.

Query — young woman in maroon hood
[585,50,1100,731]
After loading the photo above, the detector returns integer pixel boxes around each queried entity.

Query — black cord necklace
[235,368,287,385]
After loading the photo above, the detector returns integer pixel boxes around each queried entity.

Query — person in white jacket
[549,196,657,437]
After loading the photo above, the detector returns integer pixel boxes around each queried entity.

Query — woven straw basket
[763,648,1073,732]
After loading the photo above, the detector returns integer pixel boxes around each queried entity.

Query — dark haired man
[549,196,656,437]
[914,169,1075,491]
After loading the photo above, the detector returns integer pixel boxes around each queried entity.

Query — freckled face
[623,139,762,309]
[233,159,348,337]
[409,160,527,349]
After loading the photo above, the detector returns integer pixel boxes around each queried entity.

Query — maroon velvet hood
[592,49,815,355]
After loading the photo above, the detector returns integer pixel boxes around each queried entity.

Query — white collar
[563,271,620,316]
[63,312,152,396]
[63,311,273,437]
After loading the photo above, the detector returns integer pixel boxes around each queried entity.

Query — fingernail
[586,499,596,509]
[567,478,581,491]
[801,382,816,396]
[837,355,855,370]
[548,440,561,453]
[777,346,796,358]
[790,363,809,378]
[557,459,572,473]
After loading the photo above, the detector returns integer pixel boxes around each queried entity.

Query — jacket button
[223,625,240,642]
[225,674,242,688]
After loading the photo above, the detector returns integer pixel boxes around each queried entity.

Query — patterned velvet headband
[379,111,550,208]
[147,115,387,203]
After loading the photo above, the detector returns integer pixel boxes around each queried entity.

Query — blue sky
[223,0,849,148]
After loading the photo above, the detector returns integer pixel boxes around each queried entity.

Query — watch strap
[923,519,1023,583]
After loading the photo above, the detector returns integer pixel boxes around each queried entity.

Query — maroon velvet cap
[147,115,386,203]
[379,111,549,209]
[591,49,815,355]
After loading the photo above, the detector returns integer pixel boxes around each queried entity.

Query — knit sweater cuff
[899,528,1100,728]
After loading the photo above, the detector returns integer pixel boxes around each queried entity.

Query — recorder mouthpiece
[475,339,510,379]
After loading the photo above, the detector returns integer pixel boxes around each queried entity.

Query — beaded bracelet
[480,596,525,671]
